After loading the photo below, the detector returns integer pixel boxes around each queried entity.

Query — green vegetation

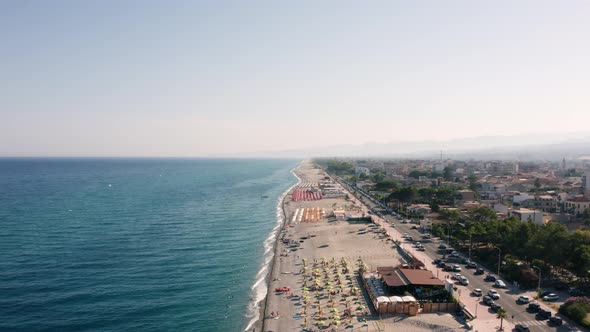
[316,159,354,175]
[559,297,590,328]
[432,206,590,285]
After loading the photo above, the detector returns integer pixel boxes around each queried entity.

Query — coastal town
[259,158,590,332]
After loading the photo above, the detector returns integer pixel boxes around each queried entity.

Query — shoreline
[247,163,302,332]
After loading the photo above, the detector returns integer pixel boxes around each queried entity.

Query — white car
[451,251,459,257]
[452,273,463,280]
[472,288,483,297]
[488,289,500,300]
[494,280,506,288]
[459,276,469,286]
[517,295,530,304]
[543,293,559,302]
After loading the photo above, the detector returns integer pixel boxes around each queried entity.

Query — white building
[433,162,445,173]
[511,208,544,224]
[512,192,535,205]
[564,199,590,215]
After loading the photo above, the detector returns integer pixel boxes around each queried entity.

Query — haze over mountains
[236,132,590,160]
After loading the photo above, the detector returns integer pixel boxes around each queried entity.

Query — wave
[243,164,302,331]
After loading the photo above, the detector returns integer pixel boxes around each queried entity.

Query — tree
[469,206,497,223]
[468,175,479,193]
[388,186,417,203]
[534,178,542,190]
[496,307,507,331]
[443,166,453,181]
[439,209,460,221]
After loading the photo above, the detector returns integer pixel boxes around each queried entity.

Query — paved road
[335,177,579,332]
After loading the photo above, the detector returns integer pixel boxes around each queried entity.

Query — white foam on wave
[243,163,302,332]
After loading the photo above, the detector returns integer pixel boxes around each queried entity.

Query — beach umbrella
[330,308,338,313]
[332,319,340,326]
[356,305,366,311]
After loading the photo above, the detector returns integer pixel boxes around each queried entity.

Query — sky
[1,1,590,157]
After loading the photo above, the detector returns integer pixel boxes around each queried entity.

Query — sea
[0,158,300,332]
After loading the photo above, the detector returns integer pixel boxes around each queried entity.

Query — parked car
[548,316,563,326]
[484,274,497,282]
[472,288,483,297]
[444,265,454,272]
[438,243,447,249]
[542,293,559,302]
[422,234,432,239]
[494,280,506,288]
[539,289,552,297]
[459,276,469,286]
[527,303,541,312]
[452,273,463,280]
[491,303,503,312]
[536,309,552,320]
[488,289,500,300]
[452,265,462,272]
[475,268,485,275]
[417,246,426,251]
[451,251,460,257]
[515,323,530,332]
[467,261,477,269]
[483,295,494,306]
[433,258,442,265]
[517,295,530,304]
[569,287,586,296]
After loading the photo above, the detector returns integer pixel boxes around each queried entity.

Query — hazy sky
[2,1,589,156]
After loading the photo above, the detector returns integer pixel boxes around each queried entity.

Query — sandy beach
[253,161,465,332]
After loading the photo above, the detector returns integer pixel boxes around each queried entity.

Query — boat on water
[261,195,268,198]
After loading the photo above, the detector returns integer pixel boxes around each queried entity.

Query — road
[334,176,578,332]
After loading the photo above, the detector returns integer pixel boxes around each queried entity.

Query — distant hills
[236,132,590,161]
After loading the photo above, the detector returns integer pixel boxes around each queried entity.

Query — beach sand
[258,161,404,332]
[254,161,471,332]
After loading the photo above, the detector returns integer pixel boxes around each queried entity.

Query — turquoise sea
[0,158,299,332]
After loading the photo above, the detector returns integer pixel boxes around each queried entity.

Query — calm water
[0,158,298,332]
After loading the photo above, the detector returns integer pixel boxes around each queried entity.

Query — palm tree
[496,308,507,331]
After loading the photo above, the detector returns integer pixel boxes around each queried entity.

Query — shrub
[560,297,590,323]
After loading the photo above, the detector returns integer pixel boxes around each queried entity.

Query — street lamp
[475,299,478,318]
[494,246,502,276]
[532,265,541,291]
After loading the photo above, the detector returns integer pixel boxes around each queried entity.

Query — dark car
[475,268,485,275]
[483,295,494,306]
[536,309,552,320]
[528,303,541,312]
[569,287,586,296]
[467,261,477,269]
[515,323,530,332]
[491,303,504,312]
[433,258,442,265]
[539,290,552,297]
[549,316,563,326]
[484,274,497,282]
[438,243,447,249]
[444,265,454,272]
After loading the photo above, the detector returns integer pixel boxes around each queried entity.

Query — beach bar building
[377,266,445,296]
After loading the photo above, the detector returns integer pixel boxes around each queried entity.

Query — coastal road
[333,177,575,332]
